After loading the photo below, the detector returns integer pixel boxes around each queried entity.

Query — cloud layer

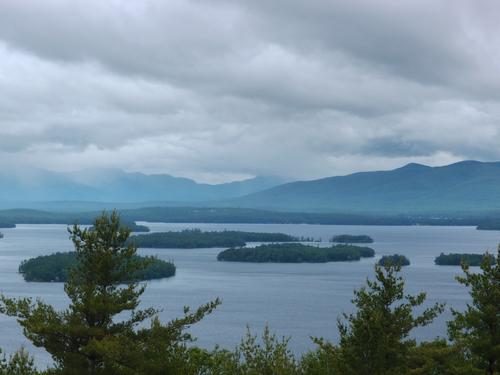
[1,0,499,182]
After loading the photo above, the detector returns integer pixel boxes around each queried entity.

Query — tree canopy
[129,229,299,249]
[19,252,175,282]
[217,243,375,263]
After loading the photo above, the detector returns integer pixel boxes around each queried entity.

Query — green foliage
[300,339,339,375]
[334,263,444,375]
[19,252,175,282]
[448,247,500,375]
[0,211,219,375]
[235,326,299,375]
[435,252,493,266]
[189,327,301,375]
[0,348,39,375]
[330,234,374,243]
[378,254,411,267]
[129,229,298,249]
[407,339,480,375]
[217,243,375,263]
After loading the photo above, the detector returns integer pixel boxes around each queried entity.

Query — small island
[217,243,375,263]
[330,234,374,244]
[434,252,493,267]
[19,252,175,282]
[378,254,410,267]
[127,222,150,232]
[90,221,149,233]
[129,229,299,249]
[476,222,500,232]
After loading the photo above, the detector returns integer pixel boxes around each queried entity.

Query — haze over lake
[1,223,499,367]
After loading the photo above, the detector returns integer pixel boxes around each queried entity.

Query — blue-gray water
[1,223,499,368]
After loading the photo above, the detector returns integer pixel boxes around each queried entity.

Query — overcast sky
[1,0,499,183]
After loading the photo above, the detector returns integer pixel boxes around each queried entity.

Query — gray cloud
[0,0,499,182]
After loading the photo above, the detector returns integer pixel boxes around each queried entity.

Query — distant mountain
[0,169,290,208]
[227,161,500,214]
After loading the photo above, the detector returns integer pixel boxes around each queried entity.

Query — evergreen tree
[0,212,219,374]
[0,348,39,375]
[448,247,500,375]
[335,263,444,375]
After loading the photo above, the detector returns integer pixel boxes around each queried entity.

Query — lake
[0,222,499,367]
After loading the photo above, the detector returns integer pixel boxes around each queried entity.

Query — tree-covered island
[19,252,175,282]
[217,243,375,263]
[129,229,299,249]
[330,234,374,243]
[434,252,494,266]
[378,254,410,267]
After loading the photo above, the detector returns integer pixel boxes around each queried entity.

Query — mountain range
[227,160,500,214]
[0,169,289,209]
[2,161,500,215]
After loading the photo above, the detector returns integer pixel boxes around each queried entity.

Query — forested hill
[228,161,500,214]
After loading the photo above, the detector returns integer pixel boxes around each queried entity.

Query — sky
[0,0,499,183]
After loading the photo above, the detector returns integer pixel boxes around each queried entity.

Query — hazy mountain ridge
[227,161,500,214]
[0,169,290,206]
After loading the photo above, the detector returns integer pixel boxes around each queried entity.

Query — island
[434,252,493,267]
[90,221,149,233]
[126,222,150,232]
[129,229,299,249]
[330,234,374,243]
[18,252,175,282]
[0,222,15,229]
[217,243,375,263]
[0,232,3,239]
[476,221,500,230]
[378,254,410,267]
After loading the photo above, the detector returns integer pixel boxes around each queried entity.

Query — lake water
[0,222,499,367]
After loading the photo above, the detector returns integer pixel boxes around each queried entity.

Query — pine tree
[448,247,500,375]
[0,212,219,374]
[335,263,444,375]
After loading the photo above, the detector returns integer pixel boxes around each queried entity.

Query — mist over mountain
[227,161,500,215]
[0,169,290,208]
[3,161,500,216]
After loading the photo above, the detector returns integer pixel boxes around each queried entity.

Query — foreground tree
[333,263,444,375]
[448,247,500,375]
[0,348,39,375]
[0,212,219,375]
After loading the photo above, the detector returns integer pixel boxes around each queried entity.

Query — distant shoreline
[1,206,500,229]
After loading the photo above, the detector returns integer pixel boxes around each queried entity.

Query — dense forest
[3,207,500,227]
[90,221,149,233]
[0,212,498,374]
[0,222,15,229]
[128,229,298,249]
[378,254,410,267]
[19,251,175,282]
[477,220,500,230]
[217,243,375,263]
[434,252,493,266]
[330,234,374,243]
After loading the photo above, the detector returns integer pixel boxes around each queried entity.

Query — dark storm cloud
[0,0,499,182]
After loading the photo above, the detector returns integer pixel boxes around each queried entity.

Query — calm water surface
[1,223,499,367]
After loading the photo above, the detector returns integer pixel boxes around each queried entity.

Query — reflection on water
[0,222,499,367]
